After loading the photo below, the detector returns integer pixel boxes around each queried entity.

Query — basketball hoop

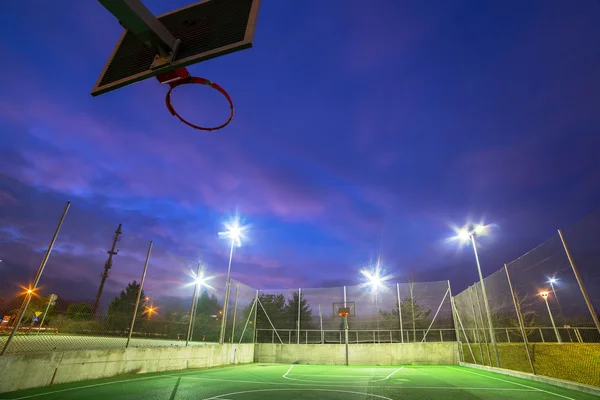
[157,68,234,132]
[338,308,350,318]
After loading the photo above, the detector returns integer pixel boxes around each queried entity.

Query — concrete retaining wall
[0,344,253,394]
[255,342,459,366]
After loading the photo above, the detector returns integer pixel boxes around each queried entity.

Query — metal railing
[255,328,458,344]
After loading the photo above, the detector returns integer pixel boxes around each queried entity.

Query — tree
[188,291,222,343]
[285,291,314,341]
[106,281,146,331]
[196,291,219,316]
[492,292,538,339]
[9,293,54,324]
[66,302,92,321]
[379,295,432,342]
[255,293,287,342]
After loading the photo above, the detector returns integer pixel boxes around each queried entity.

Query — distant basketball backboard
[91,0,261,96]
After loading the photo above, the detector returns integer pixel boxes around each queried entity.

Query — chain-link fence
[254,280,455,344]
[452,212,600,387]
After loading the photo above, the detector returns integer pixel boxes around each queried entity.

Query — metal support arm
[98,0,180,67]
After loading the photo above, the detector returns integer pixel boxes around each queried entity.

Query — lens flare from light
[218,216,248,247]
[474,224,486,235]
[360,258,393,296]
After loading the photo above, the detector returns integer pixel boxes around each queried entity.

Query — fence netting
[453,226,600,387]
[254,281,454,344]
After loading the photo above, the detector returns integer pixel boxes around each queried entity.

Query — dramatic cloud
[1,0,600,309]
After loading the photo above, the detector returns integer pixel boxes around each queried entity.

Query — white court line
[203,388,395,400]
[174,373,537,390]
[384,367,404,380]
[447,367,575,400]
[287,374,379,378]
[6,375,176,400]
[283,365,294,377]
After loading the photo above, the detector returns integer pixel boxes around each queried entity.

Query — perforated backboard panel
[92,0,260,96]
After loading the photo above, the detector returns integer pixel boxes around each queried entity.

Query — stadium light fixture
[451,221,500,367]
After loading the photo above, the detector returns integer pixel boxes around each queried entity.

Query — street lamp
[218,216,247,345]
[539,291,562,343]
[454,223,501,367]
[547,277,571,341]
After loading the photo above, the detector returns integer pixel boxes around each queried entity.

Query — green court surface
[2,364,596,400]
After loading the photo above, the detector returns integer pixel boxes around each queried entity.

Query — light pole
[548,278,571,341]
[456,224,501,368]
[361,262,386,344]
[37,294,58,335]
[540,291,562,343]
[218,216,246,345]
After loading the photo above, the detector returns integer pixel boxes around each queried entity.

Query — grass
[2,364,597,400]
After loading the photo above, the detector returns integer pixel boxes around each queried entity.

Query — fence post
[409,282,416,342]
[558,229,600,335]
[230,281,240,343]
[186,262,202,346]
[448,281,461,343]
[396,283,404,343]
[253,290,259,342]
[469,285,489,365]
[451,296,476,363]
[504,264,535,374]
[126,241,153,348]
[319,304,324,344]
[297,288,301,345]
[344,286,349,366]
[1,201,70,356]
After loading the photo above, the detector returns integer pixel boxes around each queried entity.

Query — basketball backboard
[333,302,356,318]
[91,0,261,96]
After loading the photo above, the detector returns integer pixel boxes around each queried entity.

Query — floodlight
[219,216,247,247]
[539,291,549,300]
[474,224,486,235]
[548,278,557,284]
[458,228,471,241]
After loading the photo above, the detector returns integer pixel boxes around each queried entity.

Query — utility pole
[92,224,122,316]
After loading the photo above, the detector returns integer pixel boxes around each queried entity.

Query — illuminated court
[2,364,596,400]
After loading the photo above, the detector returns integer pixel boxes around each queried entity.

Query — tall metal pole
[126,241,153,348]
[343,286,349,366]
[448,281,460,344]
[1,202,70,356]
[558,229,600,335]
[375,292,380,343]
[220,239,235,344]
[470,235,501,368]
[37,294,57,335]
[296,288,302,345]
[92,224,122,316]
[186,262,202,346]
[504,264,535,374]
[230,282,240,343]
[319,304,324,344]
[541,293,562,343]
[396,283,403,343]
[252,290,259,343]
[409,282,416,342]
[549,280,572,342]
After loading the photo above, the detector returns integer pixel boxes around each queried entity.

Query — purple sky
[1,0,600,309]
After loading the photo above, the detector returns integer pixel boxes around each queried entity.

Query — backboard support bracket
[98,0,181,69]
